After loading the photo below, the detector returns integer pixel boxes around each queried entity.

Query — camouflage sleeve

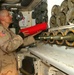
[0,35,23,53]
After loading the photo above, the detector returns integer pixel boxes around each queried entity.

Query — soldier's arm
[0,35,23,53]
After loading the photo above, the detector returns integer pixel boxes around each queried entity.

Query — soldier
[0,9,24,75]
[0,9,47,75]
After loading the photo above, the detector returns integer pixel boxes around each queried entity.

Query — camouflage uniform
[0,24,23,75]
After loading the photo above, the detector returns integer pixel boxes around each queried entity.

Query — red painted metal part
[20,22,47,35]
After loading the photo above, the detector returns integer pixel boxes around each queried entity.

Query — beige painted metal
[21,0,41,11]
[19,11,32,28]
[2,0,41,11]
[5,0,20,3]
[29,43,74,75]
[48,67,66,75]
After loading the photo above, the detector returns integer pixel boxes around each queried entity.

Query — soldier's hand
[23,31,41,46]
[18,32,25,39]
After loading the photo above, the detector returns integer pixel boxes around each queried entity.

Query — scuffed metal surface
[29,43,74,75]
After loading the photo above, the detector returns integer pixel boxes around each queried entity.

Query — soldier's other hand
[18,32,25,39]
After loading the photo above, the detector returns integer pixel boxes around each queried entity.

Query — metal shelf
[49,24,74,31]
